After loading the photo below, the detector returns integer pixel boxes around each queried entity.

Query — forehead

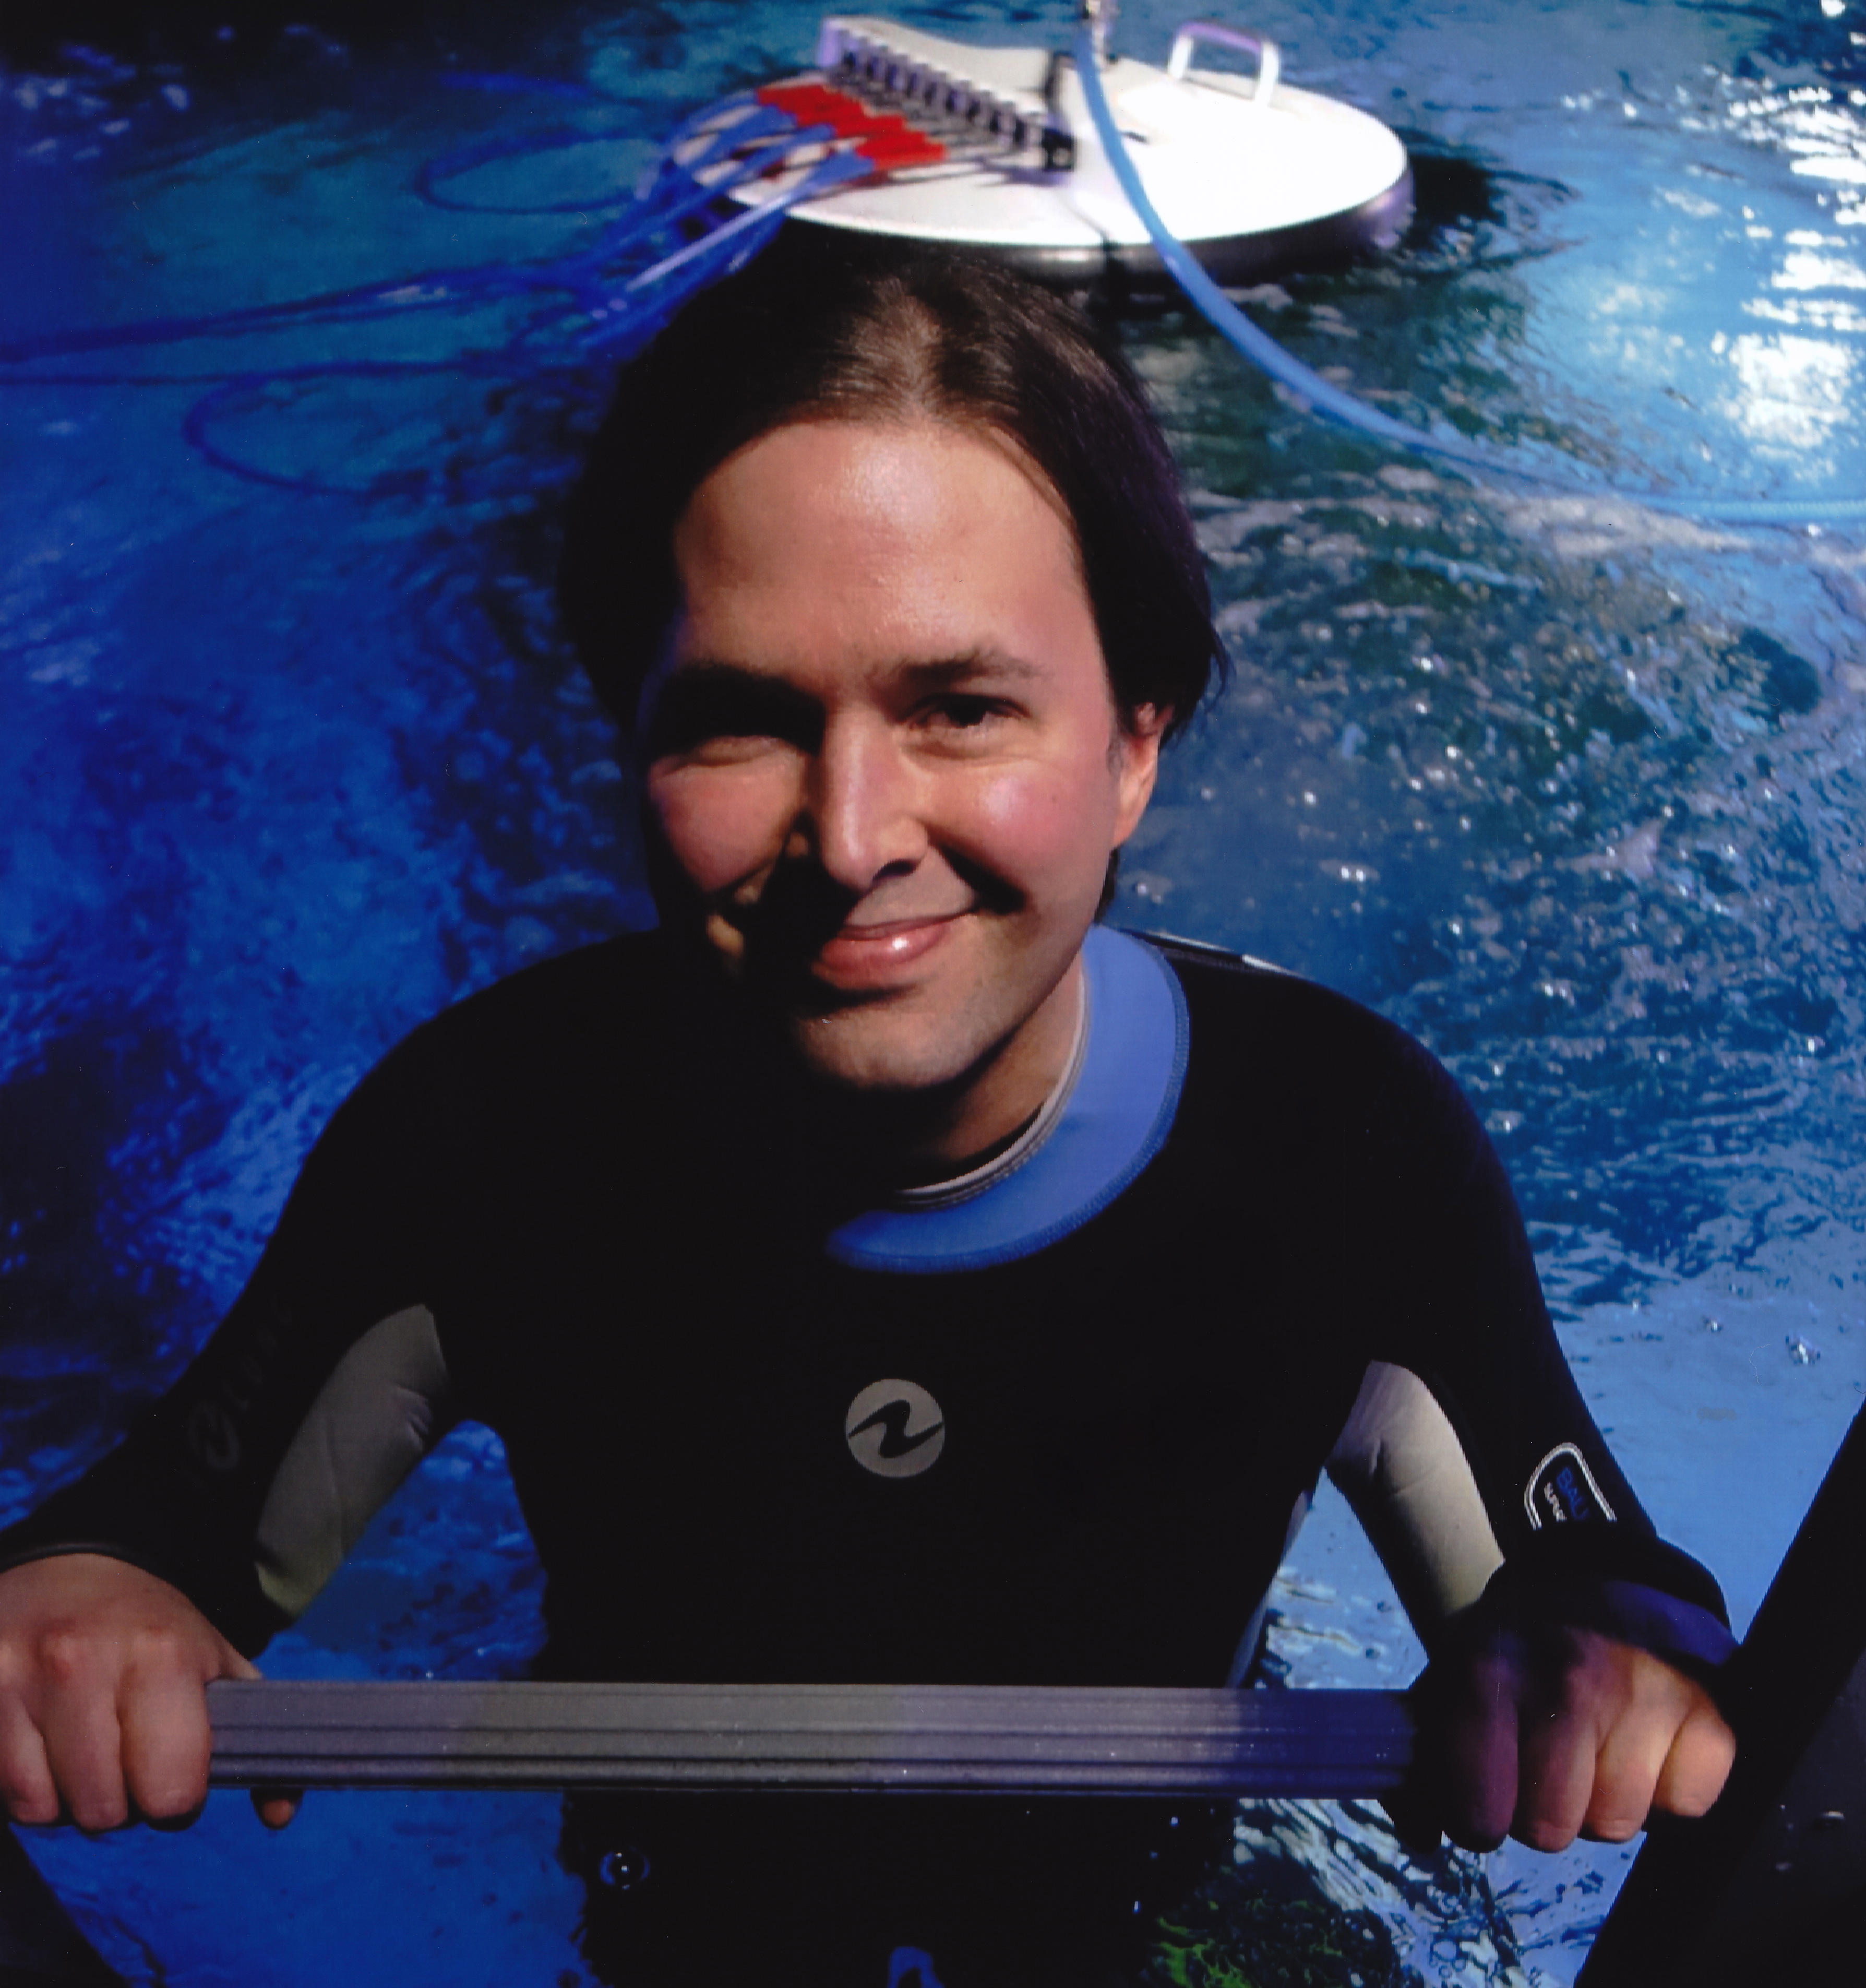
[668,419,1096,682]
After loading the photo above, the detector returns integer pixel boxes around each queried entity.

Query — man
[0,249,1735,1985]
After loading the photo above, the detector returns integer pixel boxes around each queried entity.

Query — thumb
[212,1651,305,1829]
[1381,1672,1448,1859]
[251,1787,303,1829]
[1379,1779,1446,1860]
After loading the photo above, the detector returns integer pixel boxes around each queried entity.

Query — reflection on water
[3,3,1863,1983]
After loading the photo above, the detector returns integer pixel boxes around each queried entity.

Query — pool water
[2,2,1862,1982]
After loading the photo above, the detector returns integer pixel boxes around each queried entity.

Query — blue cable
[1071,25,1866,528]
[170,143,868,495]
[644,99,790,190]
[0,82,864,495]
[434,72,610,103]
[0,96,791,368]
[414,97,793,219]
[886,1947,946,1988]
[22,39,1857,528]
[416,125,654,216]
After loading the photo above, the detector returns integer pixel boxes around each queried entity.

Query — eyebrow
[643,663,821,751]
[669,648,1045,693]
[892,649,1044,691]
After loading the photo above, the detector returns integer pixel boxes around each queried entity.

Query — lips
[811,912,963,990]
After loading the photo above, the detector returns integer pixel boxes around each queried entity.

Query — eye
[918,694,1011,733]
[648,671,820,757]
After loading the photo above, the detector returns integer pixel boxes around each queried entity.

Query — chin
[785,1008,991,1099]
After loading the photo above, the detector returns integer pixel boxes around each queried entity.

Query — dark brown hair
[557,245,1225,740]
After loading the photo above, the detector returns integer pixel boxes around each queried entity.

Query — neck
[802,953,1088,1182]
[662,922,1089,1189]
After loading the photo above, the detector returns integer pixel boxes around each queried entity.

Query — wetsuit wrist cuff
[1589,1578,1739,1675]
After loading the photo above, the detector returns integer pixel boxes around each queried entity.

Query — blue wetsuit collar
[824,926,1189,1275]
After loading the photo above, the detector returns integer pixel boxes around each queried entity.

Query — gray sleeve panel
[254,1304,454,1622]
[1326,1359,1505,1646]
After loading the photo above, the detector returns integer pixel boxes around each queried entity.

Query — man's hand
[1390,1622,1737,1854]
[0,1553,294,1832]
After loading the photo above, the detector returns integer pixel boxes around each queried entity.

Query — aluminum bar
[205,1681,1413,1797]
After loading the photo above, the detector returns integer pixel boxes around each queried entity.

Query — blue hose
[414,98,793,218]
[416,126,656,216]
[0,93,860,497]
[886,1947,946,1988]
[168,146,863,498]
[1071,26,1866,528]
[0,110,817,370]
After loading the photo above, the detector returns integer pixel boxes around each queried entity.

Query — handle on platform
[1166,22,1281,102]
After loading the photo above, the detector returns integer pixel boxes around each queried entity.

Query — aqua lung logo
[845,1379,946,1479]
[1524,1443,1615,1530]
[184,1311,286,1474]
[187,1400,242,1473]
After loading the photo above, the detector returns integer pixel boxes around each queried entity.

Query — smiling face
[644,418,1166,1161]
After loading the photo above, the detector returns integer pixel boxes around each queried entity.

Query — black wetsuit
[0,927,1734,1986]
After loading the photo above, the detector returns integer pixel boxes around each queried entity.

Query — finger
[218,1649,296,1824]
[1437,1649,1522,1851]
[220,1648,294,1822]
[119,1659,215,1826]
[0,1695,60,1827]
[1652,1696,1737,1819]
[1575,1651,1701,1841]
[1515,1671,1611,1854]
[35,1652,129,1833]
[251,1787,302,1830]
[1381,1675,1446,1854]
[1581,1700,1677,1842]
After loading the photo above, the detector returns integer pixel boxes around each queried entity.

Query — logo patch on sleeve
[1524,1443,1616,1529]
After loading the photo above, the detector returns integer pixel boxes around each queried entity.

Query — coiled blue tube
[0,90,863,497]
[0,108,815,371]
[1071,26,1866,528]
[885,1947,946,1988]
[169,145,865,497]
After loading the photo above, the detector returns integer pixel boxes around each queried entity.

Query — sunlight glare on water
[2,3,1862,1984]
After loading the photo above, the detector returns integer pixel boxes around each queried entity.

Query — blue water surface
[2,2,1863,1983]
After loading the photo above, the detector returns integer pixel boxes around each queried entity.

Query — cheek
[648,761,795,894]
[966,756,1121,891]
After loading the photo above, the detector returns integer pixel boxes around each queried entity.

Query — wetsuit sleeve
[0,1040,458,1658]
[1321,1021,1736,1678]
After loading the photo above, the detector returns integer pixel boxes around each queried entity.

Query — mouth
[810,912,965,990]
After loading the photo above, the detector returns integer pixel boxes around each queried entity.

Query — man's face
[644,418,1164,1141]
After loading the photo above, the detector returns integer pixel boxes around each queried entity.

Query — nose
[795,712,927,895]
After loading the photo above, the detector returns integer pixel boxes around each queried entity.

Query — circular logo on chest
[845,1378,946,1479]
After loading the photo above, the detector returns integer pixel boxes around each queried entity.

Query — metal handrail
[205,1680,1413,1797]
